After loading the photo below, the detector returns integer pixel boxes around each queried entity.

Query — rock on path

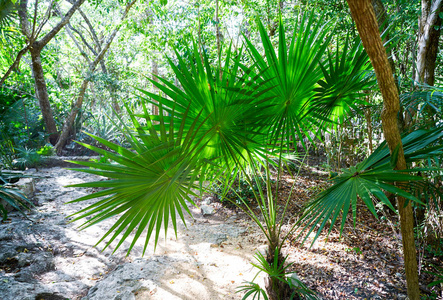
[0,168,264,300]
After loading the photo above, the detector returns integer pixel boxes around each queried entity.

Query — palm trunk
[265,244,293,300]
[346,1,420,300]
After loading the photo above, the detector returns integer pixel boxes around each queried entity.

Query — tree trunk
[346,1,420,300]
[29,47,59,145]
[416,0,443,83]
[371,0,405,131]
[424,7,442,86]
[371,0,397,76]
[364,103,373,154]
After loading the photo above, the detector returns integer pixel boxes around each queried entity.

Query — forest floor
[0,159,441,299]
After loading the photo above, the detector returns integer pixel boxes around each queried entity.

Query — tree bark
[346,1,420,300]
[371,0,398,86]
[58,6,121,114]
[404,0,443,128]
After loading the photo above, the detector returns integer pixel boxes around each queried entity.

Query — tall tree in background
[346,1,420,300]
[55,0,137,153]
[56,5,121,114]
[416,0,443,85]
[404,0,443,128]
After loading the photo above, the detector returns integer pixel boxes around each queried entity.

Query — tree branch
[0,46,30,86]
[33,0,55,40]
[30,0,39,39]
[68,22,96,55]
[78,8,102,51]
[54,6,91,64]
[38,0,86,48]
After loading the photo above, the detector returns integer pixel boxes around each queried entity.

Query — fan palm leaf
[66,102,210,255]
[243,12,332,148]
[312,34,375,126]
[137,42,273,178]
[0,0,17,28]
[0,0,18,48]
[296,127,443,246]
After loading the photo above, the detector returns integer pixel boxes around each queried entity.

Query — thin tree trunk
[29,47,59,144]
[416,0,443,83]
[405,0,443,128]
[346,1,420,300]
[371,0,398,86]
[152,58,159,116]
[424,8,441,85]
[59,9,119,115]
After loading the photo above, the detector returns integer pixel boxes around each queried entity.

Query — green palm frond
[426,265,443,287]
[0,0,19,52]
[251,248,294,282]
[297,127,443,246]
[244,12,332,148]
[313,34,375,126]
[237,281,269,300]
[137,42,272,176]
[66,102,209,255]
